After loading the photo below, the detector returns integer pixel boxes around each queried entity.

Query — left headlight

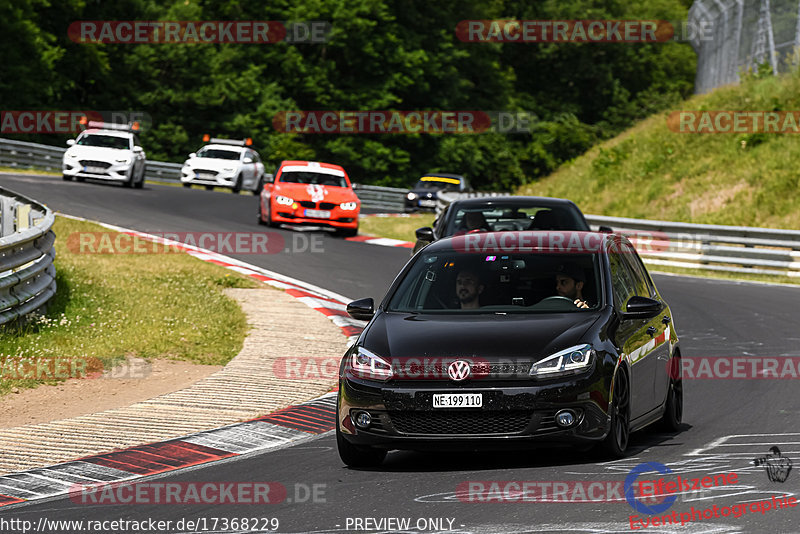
[407,192,417,201]
[340,201,358,211]
[529,344,595,378]
[348,347,393,382]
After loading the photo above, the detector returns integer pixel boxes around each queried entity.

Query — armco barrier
[0,187,57,324]
[437,191,800,278]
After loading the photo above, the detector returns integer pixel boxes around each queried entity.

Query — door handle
[646,326,657,337]
[662,316,671,325]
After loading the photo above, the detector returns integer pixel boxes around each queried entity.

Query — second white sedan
[181,138,265,194]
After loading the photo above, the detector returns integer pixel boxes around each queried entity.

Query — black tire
[62,174,72,181]
[259,199,276,227]
[601,368,630,458]
[183,183,192,188]
[252,175,263,196]
[133,165,145,189]
[335,225,359,238]
[336,413,386,468]
[205,185,214,191]
[75,176,85,182]
[232,174,242,194]
[123,169,134,188]
[659,358,683,431]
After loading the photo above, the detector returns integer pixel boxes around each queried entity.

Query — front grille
[319,202,337,210]
[388,410,532,435]
[399,361,533,380]
[298,200,316,208]
[79,160,111,169]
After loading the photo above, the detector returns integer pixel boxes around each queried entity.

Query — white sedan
[181,138,265,194]
[62,123,146,188]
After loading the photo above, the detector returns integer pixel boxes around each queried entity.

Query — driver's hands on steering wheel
[574,299,589,309]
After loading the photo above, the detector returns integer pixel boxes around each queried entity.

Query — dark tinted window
[608,249,638,310]
[76,134,130,150]
[619,243,656,298]
[445,206,588,236]
[278,171,347,187]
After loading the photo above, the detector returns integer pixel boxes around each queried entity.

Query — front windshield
[76,134,130,150]
[279,171,347,187]
[445,206,588,235]
[387,250,601,313]
[414,177,463,191]
[196,148,241,160]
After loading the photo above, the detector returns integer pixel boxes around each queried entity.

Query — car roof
[447,196,581,209]
[279,160,345,171]
[81,129,132,138]
[424,230,624,254]
[201,144,248,152]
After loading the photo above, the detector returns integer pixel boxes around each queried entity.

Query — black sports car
[412,196,608,254]
[405,173,471,211]
[336,230,682,467]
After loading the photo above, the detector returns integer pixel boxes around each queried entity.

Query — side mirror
[189,152,196,158]
[347,298,375,321]
[133,146,144,154]
[264,173,274,183]
[66,139,75,146]
[243,157,253,164]
[415,227,434,241]
[621,295,662,320]
[599,226,613,233]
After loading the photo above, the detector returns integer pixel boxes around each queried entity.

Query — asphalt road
[2,173,800,533]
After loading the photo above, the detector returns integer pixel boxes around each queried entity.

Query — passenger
[554,263,590,309]
[455,269,484,309]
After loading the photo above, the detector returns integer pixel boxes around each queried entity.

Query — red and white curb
[58,214,368,341]
[344,235,414,248]
[0,393,337,508]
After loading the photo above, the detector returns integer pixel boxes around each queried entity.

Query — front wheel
[133,165,145,189]
[335,225,358,238]
[659,378,683,432]
[252,175,263,196]
[183,183,192,188]
[232,174,242,194]
[336,418,386,468]
[601,368,630,458]
[62,174,73,181]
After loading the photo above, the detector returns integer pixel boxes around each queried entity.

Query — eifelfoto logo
[447,360,472,381]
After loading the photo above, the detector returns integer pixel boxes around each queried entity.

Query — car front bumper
[338,371,612,451]
[271,206,359,229]
[63,159,134,181]
[181,170,238,188]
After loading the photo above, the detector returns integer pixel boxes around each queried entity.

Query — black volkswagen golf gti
[337,230,682,467]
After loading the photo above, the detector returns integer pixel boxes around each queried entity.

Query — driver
[455,269,484,309]
[554,263,590,309]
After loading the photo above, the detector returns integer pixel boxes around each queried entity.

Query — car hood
[66,146,130,162]
[361,311,601,362]
[274,182,358,203]
[184,158,241,170]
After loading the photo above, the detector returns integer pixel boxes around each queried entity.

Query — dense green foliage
[2,0,695,189]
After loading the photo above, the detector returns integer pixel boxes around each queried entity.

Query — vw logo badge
[447,360,471,381]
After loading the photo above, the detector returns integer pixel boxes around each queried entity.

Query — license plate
[196,172,215,179]
[432,393,482,408]
[419,199,436,207]
[84,166,106,174]
[304,209,331,218]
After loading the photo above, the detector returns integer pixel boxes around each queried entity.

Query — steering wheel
[539,296,576,304]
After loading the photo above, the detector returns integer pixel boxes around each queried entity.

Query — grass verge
[359,213,435,242]
[0,167,59,176]
[0,216,260,397]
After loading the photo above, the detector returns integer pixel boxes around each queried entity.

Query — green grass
[359,214,435,242]
[0,216,261,396]
[517,70,800,230]
[0,166,59,176]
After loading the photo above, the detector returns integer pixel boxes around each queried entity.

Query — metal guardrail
[352,184,407,212]
[437,191,800,278]
[0,187,57,324]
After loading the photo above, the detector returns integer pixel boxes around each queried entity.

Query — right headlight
[407,192,417,200]
[529,344,595,378]
[348,347,393,382]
